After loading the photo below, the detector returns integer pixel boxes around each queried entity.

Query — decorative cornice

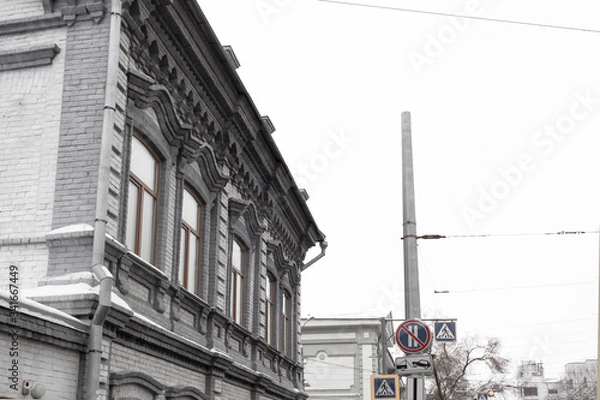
[110,372,165,395]
[266,242,301,286]
[0,14,66,36]
[60,0,106,25]
[0,44,60,72]
[194,147,229,191]
[229,198,266,239]
[164,387,208,400]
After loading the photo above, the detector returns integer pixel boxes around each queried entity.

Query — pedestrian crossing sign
[434,321,457,342]
[371,375,400,400]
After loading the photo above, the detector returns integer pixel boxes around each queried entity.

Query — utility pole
[402,111,421,320]
[402,111,425,400]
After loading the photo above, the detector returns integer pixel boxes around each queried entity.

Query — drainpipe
[301,240,328,271]
[86,0,121,399]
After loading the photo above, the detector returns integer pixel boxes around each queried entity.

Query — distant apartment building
[516,359,598,400]
[564,359,597,400]
[301,317,396,400]
[0,1,325,399]
[517,360,562,400]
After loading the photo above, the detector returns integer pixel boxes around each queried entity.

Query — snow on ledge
[47,223,94,235]
[24,281,133,314]
[0,289,88,331]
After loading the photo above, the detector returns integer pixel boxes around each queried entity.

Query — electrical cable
[405,230,599,240]
[317,0,600,34]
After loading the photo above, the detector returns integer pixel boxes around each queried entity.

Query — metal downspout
[86,1,121,399]
[301,240,328,271]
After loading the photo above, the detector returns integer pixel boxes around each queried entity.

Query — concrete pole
[402,111,421,319]
[401,111,424,400]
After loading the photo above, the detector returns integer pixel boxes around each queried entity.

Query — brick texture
[0,0,44,23]
[52,18,110,229]
[110,341,207,389]
[0,29,66,241]
[0,27,67,289]
[0,333,80,399]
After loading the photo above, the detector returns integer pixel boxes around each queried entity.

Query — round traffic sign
[395,319,432,354]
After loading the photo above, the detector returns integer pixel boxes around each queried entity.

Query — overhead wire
[407,230,599,240]
[317,0,600,34]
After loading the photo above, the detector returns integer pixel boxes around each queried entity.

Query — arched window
[179,187,202,295]
[282,289,291,356]
[126,135,159,263]
[230,238,246,324]
[265,272,276,345]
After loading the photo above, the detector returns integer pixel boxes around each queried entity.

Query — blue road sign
[395,319,431,353]
[434,321,457,342]
[371,375,399,400]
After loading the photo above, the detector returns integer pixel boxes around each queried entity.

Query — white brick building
[0,1,326,399]
[301,317,396,400]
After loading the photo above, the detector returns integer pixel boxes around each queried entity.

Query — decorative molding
[222,45,240,70]
[0,44,60,72]
[229,198,266,240]
[110,372,165,396]
[60,1,106,25]
[165,386,208,400]
[266,241,301,286]
[0,14,65,36]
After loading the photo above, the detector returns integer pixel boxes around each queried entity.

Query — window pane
[232,241,241,270]
[266,275,272,301]
[266,274,275,345]
[131,136,157,191]
[179,227,186,286]
[187,234,198,293]
[235,275,243,322]
[126,182,139,250]
[141,191,156,262]
[182,189,199,228]
[229,274,235,317]
[282,291,291,355]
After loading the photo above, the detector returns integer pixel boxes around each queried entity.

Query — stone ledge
[0,13,65,36]
[0,44,61,72]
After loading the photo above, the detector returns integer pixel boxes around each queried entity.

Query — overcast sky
[197,0,600,380]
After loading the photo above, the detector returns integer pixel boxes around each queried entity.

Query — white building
[301,317,396,400]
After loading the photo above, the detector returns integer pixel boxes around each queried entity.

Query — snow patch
[47,223,94,235]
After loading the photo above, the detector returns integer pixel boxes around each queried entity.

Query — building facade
[516,360,598,400]
[0,1,325,400]
[563,360,597,400]
[516,361,562,400]
[301,317,396,400]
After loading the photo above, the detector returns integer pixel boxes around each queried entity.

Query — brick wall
[0,26,67,288]
[0,28,66,241]
[52,18,110,229]
[0,333,81,400]
[110,341,206,389]
[0,0,44,23]
[221,381,251,400]
[0,243,48,289]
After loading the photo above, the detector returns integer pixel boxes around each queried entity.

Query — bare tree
[427,336,510,400]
